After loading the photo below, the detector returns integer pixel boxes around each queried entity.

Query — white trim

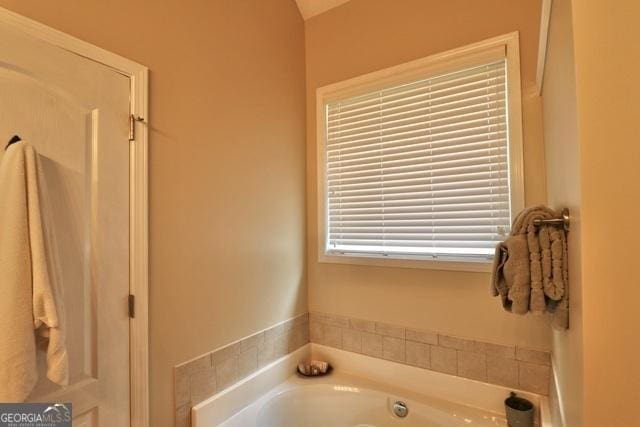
[504,32,526,216]
[128,69,150,427]
[0,8,150,427]
[315,32,524,272]
[536,0,553,95]
[551,360,567,427]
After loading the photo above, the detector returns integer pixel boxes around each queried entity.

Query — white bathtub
[221,376,510,427]
[192,344,551,427]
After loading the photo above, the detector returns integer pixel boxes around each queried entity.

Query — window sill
[318,252,493,273]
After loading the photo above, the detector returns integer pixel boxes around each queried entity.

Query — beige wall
[306,0,552,349]
[541,1,583,426]
[571,2,640,426]
[0,1,307,426]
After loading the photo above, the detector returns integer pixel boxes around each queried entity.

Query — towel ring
[532,208,570,232]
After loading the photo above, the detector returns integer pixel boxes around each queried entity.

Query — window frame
[316,32,525,272]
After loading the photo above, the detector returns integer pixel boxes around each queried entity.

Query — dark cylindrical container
[504,392,534,427]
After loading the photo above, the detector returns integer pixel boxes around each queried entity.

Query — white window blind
[324,59,512,261]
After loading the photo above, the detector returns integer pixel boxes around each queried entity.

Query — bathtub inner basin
[252,382,508,427]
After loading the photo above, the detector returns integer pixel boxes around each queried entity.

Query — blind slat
[328,155,508,180]
[328,91,505,128]
[327,106,506,142]
[328,65,505,116]
[325,58,512,260]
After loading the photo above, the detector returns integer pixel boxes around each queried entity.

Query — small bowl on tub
[297,360,332,377]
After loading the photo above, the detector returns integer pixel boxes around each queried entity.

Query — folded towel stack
[491,205,569,330]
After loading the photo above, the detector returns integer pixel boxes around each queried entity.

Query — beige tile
[350,318,376,333]
[240,332,265,351]
[216,355,239,390]
[283,314,308,332]
[301,323,310,344]
[430,346,457,375]
[190,367,217,404]
[375,322,405,339]
[342,329,363,353]
[406,328,438,345]
[382,336,405,362]
[487,354,518,388]
[264,323,285,341]
[257,339,276,367]
[406,341,430,369]
[310,320,323,342]
[309,312,324,324]
[287,328,299,352]
[457,351,487,381]
[174,368,190,407]
[175,404,191,427]
[322,324,343,348]
[288,324,307,352]
[293,313,310,326]
[212,342,241,364]
[175,353,211,378]
[312,312,350,328]
[274,332,290,357]
[282,318,296,332]
[362,332,383,358]
[516,347,551,366]
[324,313,350,328]
[476,342,516,359]
[519,361,550,394]
[238,347,258,378]
[438,335,476,352]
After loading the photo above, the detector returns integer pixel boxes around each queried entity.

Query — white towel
[0,142,68,402]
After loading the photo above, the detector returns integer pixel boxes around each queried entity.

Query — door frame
[0,7,150,427]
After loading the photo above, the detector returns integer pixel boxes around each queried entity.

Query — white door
[0,21,131,427]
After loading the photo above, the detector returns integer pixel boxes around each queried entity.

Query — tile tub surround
[174,313,310,427]
[310,312,551,395]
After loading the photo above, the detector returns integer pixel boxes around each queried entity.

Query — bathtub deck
[192,344,550,427]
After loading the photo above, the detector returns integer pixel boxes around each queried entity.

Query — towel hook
[532,208,570,232]
[5,135,21,150]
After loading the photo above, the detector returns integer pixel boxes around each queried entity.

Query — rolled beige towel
[527,223,546,315]
[550,230,569,330]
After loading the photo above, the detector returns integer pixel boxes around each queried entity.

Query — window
[316,34,524,271]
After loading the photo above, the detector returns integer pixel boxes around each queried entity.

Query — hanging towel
[547,227,569,329]
[491,234,531,314]
[491,205,569,329]
[0,141,68,402]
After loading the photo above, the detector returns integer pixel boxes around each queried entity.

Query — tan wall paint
[541,1,583,426]
[305,0,552,349]
[0,1,307,426]
[571,2,640,426]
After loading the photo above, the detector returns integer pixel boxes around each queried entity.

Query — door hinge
[129,114,145,142]
[128,294,135,318]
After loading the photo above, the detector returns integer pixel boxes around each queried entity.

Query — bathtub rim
[191,343,551,427]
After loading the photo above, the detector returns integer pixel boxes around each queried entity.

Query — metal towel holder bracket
[532,208,570,232]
